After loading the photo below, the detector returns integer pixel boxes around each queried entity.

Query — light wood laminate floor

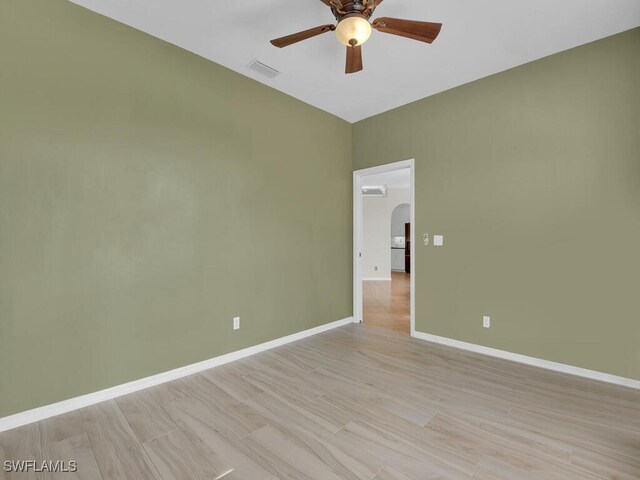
[363,272,410,334]
[2,324,640,479]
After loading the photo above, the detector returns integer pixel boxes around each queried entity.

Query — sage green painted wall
[0,0,352,417]
[353,28,640,380]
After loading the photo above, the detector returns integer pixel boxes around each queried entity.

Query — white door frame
[353,159,415,336]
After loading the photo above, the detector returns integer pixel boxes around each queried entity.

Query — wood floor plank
[143,429,216,480]
[472,451,604,480]
[163,397,274,480]
[506,406,640,463]
[243,392,383,480]
[115,390,177,443]
[570,445,640,480]
[0,424,42,480]
[80,401,159,480]
[427,410,574,466]
[243,367,323,402]
[245,391,348,437]
[242,424,345,480]
[372,466,413,480]
[320,376,437,427]
[201,367,263,403]
[302,366,368,395]
[323,388,485,475]
[244,350,309,378]
[182,374,269,438]
[335,420,473,480]
[142,378,196,407]
[39,411,85,446]
[271,346,321,373]
[242,377,353,434]
[42,433,102,480]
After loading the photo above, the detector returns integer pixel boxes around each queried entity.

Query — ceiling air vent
[248,59,280,79]
[362,185,387,197]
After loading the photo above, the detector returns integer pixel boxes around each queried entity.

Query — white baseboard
[362,277,392,281]
[412,331,640,390]
[0,317,354,433]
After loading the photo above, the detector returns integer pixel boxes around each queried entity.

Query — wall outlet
[423,234,429,245]
[483,316,491,328]
[433,235,444,247]
[374,266,378,271]
[233,316,240,330]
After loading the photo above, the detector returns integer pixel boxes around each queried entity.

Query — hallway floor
[363,272,410,333]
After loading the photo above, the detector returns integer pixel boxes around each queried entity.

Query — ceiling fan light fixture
[335,15,372,46]
[269,1,443,74]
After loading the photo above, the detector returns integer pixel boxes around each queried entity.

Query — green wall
[0,0,352,417]
[353,28,640,380]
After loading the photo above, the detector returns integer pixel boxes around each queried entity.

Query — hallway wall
[363,188,410,280]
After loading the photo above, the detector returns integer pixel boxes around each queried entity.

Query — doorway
[353,159,415,335]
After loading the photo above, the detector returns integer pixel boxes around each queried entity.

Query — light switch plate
[434,235,444,246]
[233,317,240,330]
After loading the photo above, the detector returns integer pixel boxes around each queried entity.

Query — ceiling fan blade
[346,45,363,74]
[372,17,442,44]
[270,24,335,48]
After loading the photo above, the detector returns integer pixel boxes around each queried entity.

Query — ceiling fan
[270,0,442,74]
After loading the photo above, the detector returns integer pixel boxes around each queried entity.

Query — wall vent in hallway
[362,185,387,196]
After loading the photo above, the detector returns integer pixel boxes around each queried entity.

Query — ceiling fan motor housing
[330,0,377,21]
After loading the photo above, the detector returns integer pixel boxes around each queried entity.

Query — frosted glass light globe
[335,15,372,46]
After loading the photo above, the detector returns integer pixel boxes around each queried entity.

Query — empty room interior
[1,1,640,479]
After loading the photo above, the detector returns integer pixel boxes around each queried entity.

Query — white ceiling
[363,168,410,189]
[70,0,640,123]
